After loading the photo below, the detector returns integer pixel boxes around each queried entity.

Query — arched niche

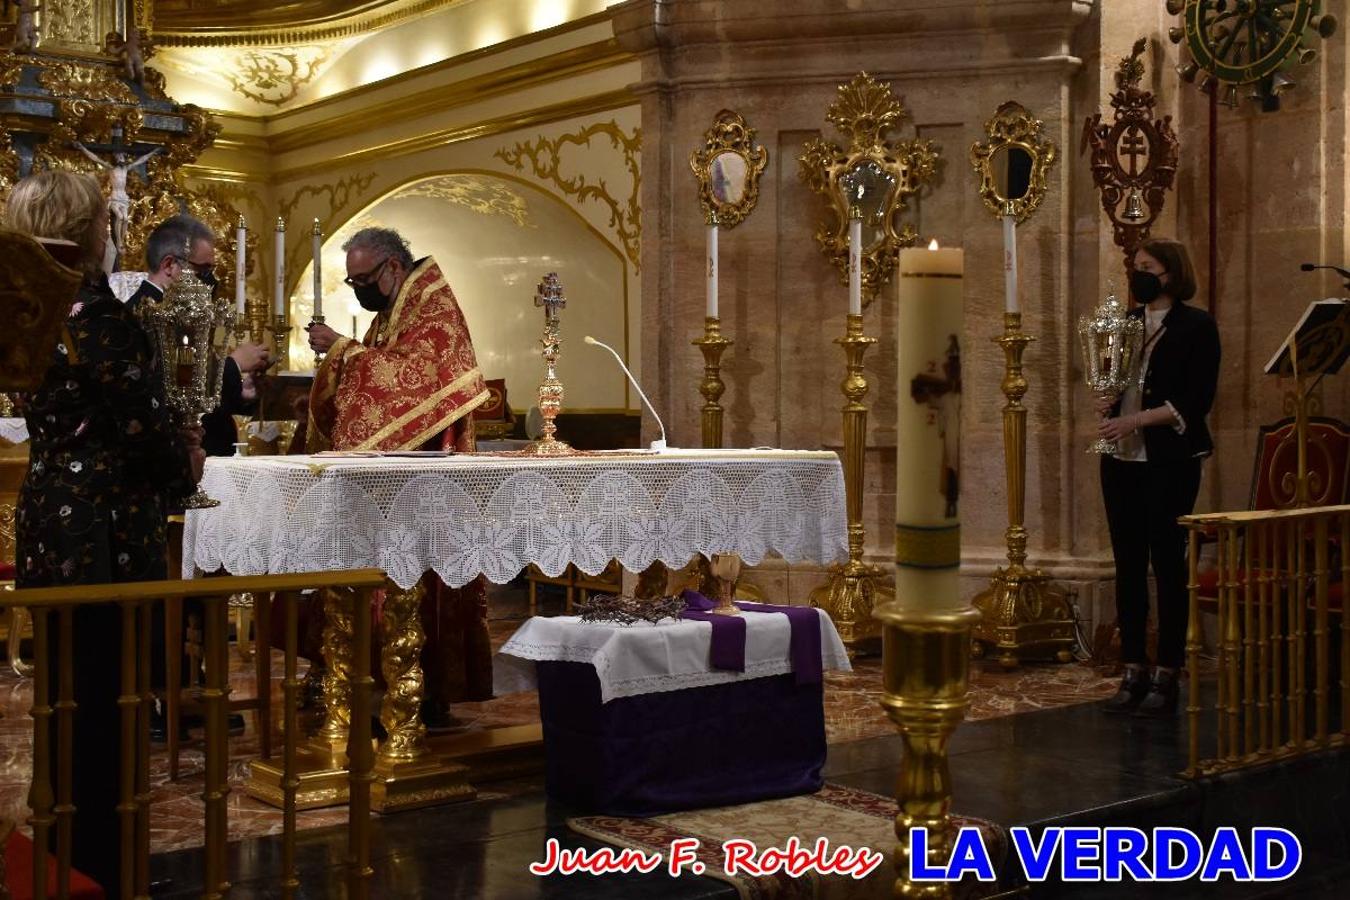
[289,170,632,411]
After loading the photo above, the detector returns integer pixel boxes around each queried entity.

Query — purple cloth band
[679,589,746,672]
[680,590,823,685]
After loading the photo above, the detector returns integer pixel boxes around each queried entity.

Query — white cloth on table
[183,449,848,589]
[493,608,851,703]
[0,418,28,444]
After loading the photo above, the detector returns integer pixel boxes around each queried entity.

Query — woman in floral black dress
[7,170,203,891]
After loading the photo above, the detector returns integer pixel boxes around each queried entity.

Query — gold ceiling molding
[494,120,641,271]
[152,0,471,48]
[394,175,536,229]
[261,40,630,155]
[270,89,635,185]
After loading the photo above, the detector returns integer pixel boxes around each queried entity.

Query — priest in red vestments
[306,226,493,723]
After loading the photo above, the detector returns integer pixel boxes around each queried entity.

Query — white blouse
[1112,306,1185,463]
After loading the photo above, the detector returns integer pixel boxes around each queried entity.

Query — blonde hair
[5,170,106,273]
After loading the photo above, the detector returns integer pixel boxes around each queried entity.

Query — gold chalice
[706,553,742,616]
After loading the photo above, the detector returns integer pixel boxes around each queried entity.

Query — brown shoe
[1101,667,1151,714]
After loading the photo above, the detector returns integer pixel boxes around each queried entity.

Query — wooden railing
[1182,504,1349,777]
[0,568,386,899]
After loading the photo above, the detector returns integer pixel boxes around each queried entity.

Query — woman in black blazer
[1096,238,1220,717]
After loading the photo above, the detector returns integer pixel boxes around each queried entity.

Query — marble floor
[0,589,1121,857]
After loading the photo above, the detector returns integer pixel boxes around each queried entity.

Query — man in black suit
[132,214,269,739]
[130,214,271,455]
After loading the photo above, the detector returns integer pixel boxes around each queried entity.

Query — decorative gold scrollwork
[495,121,642,271]
[798,72,940,307]
[970,100,1057,224]
[689,110,767,229]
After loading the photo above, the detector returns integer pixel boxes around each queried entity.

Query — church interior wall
[618,0,1348,629]
[71,0,1347,626]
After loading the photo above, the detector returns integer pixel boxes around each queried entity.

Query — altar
[183,448,849,810]
[496,607,850,814]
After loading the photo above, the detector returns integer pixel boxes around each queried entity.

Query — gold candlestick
[691,316,732,448]
[876,603,980,899]
[809,313,894,651]
[971,313,1074,668]
[271,314,292,370]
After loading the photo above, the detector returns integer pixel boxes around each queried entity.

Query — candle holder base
[245,737,352,810]
[1086,438,1119,455]
[520,436,576,457]
[808,561,893,654]
[970,566,1075,669]
[369,754,477,814]
[181,489,221,510]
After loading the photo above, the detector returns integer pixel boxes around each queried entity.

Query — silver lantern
[1078,290,1144,455]
[136,252,234,507]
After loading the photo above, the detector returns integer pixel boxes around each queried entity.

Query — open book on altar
[1263,297,1350,379]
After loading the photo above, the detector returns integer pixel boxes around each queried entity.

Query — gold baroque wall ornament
[278,170,377,296]
[970,100,1057,224]
[797,72,941,306]
[37,61,138,103]
[227,47,332,107]
[689,109,767,229]
[395,175,536,229]
[494,120,641,271]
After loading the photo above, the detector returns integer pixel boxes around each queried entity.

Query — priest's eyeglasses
[344,257,388,288]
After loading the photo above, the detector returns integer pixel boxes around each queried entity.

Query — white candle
[848,208,863,317]
[234,216,246,317]
[895,240,965,612]
[706,217,719,318]
[1002,214,1018,315]
[274,217,286,318]
[312,219,323,319]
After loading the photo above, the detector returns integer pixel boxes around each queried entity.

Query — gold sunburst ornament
[798,72,940,307]
[1169,0,1338,109]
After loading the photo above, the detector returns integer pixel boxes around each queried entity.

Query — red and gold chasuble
[307,257,489,452]
[303,256,494,705]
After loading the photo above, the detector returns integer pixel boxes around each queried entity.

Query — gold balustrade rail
[1182,504,1349,778]
[0,568,385,900]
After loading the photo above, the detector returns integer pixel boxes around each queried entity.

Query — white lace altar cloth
[183,449,847,590]
[494,609,851,702]
[0,418,28,445]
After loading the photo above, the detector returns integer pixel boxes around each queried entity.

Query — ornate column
[369,579,475,813]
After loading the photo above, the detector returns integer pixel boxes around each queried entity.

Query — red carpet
[2,832,105,900]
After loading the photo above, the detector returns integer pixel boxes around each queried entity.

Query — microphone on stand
[1300,262,1350,289]
[583,335,668,451]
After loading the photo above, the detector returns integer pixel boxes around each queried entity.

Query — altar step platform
[147,675,1350,898]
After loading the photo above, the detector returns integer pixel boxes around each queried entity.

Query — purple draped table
[494,605,850,815]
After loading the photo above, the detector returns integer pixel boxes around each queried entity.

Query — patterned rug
[568,783,1007,900]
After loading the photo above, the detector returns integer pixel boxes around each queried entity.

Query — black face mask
[194,267,218,289]
[1129,269,1165,304]
[353,280,391,312]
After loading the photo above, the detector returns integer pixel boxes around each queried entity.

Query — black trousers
[1101,454,1203,669]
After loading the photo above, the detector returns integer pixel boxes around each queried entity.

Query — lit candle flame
[928,239,940,251]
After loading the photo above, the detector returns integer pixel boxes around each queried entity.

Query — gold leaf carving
[797,72,941,305]
[227,47,332,107]
[393,175,535,229]
[494,120,641,271]
[37,62,138,104]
